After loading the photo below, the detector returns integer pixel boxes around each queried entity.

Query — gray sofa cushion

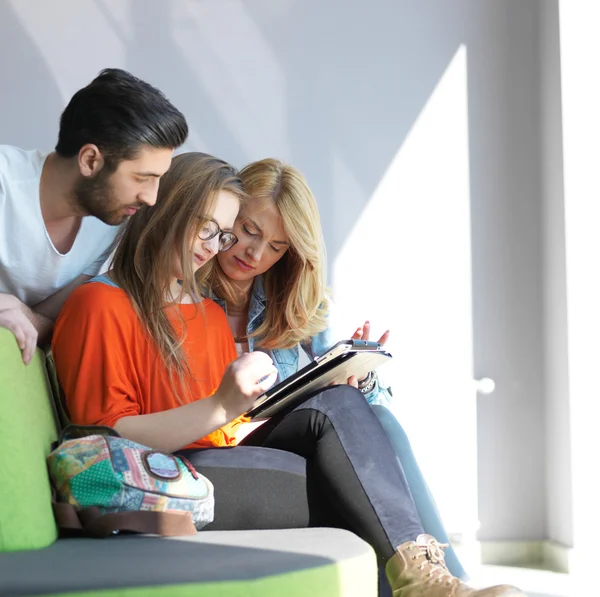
[0,528,376,596]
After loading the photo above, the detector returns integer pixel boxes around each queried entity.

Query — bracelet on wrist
[357,371,373,389]
[358,371,377,394]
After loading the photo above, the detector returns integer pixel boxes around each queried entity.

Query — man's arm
[0,274,91,363]
[33,274,92,322]
[29,274,92,345]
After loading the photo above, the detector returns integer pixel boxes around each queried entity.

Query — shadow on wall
[123,0,248,162]
[256,0,466,266]
[0,1,64,147]
[123,0,465,268]
[0,0,467,271]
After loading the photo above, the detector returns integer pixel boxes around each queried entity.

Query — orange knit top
[52,280,246,449]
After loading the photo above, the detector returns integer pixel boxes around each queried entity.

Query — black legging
[177,385,423,563]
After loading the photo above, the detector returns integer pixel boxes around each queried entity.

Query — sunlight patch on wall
[333,44,477,537]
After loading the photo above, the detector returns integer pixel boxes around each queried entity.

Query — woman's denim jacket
[211,276,391,406]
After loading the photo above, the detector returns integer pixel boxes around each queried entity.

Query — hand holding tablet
[246,339,392,419]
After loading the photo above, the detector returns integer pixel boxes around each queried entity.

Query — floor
[470,565,573,597]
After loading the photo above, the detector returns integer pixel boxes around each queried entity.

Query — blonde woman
[53,153,521,597]
[210,159,465,579]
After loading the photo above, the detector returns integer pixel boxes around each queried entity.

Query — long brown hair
[211,158,329,349]
[111,152,245,400]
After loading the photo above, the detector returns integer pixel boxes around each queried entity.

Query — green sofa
[0,328,377,596]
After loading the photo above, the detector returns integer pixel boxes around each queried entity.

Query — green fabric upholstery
[0,328,59,552]
[38,565,369,597]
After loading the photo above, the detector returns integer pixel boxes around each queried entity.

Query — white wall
[0,0,554,542]
[556,0,600,575]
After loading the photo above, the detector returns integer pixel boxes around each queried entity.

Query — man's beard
[73,170,138,226]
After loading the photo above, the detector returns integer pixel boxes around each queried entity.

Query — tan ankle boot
[386,534,526,596]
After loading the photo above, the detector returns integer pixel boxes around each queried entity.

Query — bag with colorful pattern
[47,425,214,537]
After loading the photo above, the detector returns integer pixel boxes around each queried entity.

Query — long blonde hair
[111,152,245,400]
[211,158,329,349]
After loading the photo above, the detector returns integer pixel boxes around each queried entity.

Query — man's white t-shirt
[0,145,121,306]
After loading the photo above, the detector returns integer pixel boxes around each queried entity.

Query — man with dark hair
[0,68,188,363]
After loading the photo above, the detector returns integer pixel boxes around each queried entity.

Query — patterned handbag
[48,425,214,537]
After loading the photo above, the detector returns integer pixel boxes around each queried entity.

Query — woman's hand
[113,353,278,454]
[351,320,390,346]
[214,352,278,420]
[348,321,390,386]
[347,375,359,388]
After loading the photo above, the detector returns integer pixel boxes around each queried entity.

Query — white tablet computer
[246,339,392,420]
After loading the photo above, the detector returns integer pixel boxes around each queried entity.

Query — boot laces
[414,537,461,587]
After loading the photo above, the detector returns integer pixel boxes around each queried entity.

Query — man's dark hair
[55,68,188,169]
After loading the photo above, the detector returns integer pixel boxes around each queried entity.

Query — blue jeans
[180,385,424,565]
[371,405,467,579]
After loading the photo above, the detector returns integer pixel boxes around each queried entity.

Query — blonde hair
[111,152,245,401]
[211,158,329,349]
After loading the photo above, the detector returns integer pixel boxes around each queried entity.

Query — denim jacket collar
[211,276,266,354]
[211,276,267,335]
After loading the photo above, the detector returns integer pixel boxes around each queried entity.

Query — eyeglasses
[198,219,238,252]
